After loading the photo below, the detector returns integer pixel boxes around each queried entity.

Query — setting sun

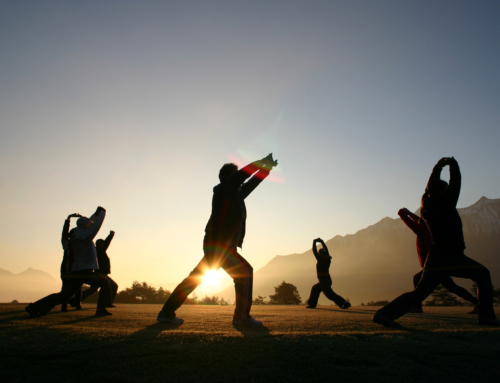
[202,270,220,287]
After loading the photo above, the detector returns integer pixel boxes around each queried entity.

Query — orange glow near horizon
[201,269,221,287]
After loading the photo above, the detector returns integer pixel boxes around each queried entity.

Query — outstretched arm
[445,157,461,207]
[103,231,115,250]
[398,208,421,236]
[62,213,81,243]
[79,207,106,240]
[224,153,278,193]
[318,239,329,256]
[312,239,320,260]
[425,158,447,192]
[240,155,277,199]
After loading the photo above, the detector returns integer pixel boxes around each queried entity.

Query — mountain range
[218,196,500,305]
[0,267,59,303]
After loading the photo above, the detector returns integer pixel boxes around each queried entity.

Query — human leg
[161,257,207,315]
[221,248,253,321]
[410,270,424,312]
[29,277,84,316]
[105,275,119,303]
[320,278,347,307]
[306,283,323,308]
[80,284,99,302]
[445,255,496,321]
[79,271,113,311]
[439,275,479,306]
[376,268,440,321]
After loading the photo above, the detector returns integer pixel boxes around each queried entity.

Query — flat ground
[1,304,499,383]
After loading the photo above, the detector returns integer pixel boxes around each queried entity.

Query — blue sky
[1,1,499,294]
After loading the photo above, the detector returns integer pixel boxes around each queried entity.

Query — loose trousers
[162,247,253,321]
[80,274,119,303]
[32,270,112,315]
[411,270,479,310]
[307,277,346,307]
[378,252,495,321]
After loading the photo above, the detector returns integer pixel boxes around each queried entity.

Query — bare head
[96,239,105,248]
[318,248,328,257]
[427,179,448,198]
[76,217,93,229]
[219,163,238,182]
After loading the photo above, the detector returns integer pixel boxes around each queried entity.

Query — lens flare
[227,111,286,183]
[202,269,220,286]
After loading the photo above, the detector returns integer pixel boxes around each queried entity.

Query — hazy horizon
[1,2,500,296]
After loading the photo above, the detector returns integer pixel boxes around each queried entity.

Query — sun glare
[202,270,220,286]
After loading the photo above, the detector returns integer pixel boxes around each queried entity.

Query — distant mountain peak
[16,268,56,280]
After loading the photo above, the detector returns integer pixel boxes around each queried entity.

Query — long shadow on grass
[130,322,183,340]
[317,308,375,316]
[232,324,271,337]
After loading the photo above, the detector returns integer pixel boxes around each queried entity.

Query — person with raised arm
[158,154,278,325]
[60,213,83,312]
[373,157,498,328]
[75,230,118,305]
[398,208,478,313]
[306,238,350,310]
[25,206,114,318]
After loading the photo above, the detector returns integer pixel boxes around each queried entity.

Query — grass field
[1,304,499,383]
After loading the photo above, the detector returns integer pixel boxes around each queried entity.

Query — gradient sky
[1,1,499,295]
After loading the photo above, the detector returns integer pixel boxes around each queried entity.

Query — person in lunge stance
[60,213,83,312]
[158,153,278,325]
[26,207,114,318]
[69,230,118,307]
[373,157,499,328]
[306,238,350,310]
[398,208,479,314]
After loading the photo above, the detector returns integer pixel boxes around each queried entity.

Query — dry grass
[1,304,499,382]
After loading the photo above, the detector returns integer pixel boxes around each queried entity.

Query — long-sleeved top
[60,219,74,275]
[398,210,431,267]
[204,163,269,249]
[421,158,465,254]
[70,211,106,271]
[313,246,332,280]
[96,232,114,275]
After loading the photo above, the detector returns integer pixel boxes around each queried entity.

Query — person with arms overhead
[306,238,350,310]
[26,206,114,318]
[373,157,498,328]
[398,208,479,314]
[158,153,278,325]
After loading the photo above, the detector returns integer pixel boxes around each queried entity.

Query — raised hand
[262,153,278,168]
[437,157,453,167]
[67,213,82,219]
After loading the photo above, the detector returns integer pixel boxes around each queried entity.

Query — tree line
[81,280,305,305]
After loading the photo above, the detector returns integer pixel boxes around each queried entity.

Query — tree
[252,295,267,305]
[114,281,171,304]
[425,284,464,306]
[268,281,302,305]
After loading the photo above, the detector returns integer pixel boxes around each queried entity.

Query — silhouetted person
[398,208,479,313]
[306,238,350,309]
[74,231,118,305]
[373,158,499,328]
[25,207,114,318]
[158,154,278,325]
[60,213,83,312]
